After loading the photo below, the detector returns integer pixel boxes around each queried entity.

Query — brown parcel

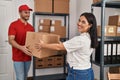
[51,20,62,26]
[34,0,52,13]
[54,0,69,14]
[109,67,120,73]
[108,15,120,26]
[50,26,66,38]
[25,32,60,58]
[38,25,50,33]
[39,19,51,26]
[97,25,117,37]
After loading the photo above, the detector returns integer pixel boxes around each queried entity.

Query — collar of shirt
[18,19,28,26]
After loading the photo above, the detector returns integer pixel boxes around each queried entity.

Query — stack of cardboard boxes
[108,15,120,36]
[35,55,64,69]
[97,15,120,37]
[38,19,51,33]
[34,0,69,14]
[38,19,66,38]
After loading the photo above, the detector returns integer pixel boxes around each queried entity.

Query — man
[8,4,34,80]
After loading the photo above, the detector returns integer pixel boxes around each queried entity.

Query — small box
[46,63,55,68]
[50,26,66,38]
[106,26,117,36]
[39,19,51,26]
[35,58,47,69]
[25,32,60,58]
[54,56,64,62]
[54,0,69,14]
[54,62,63,67]
[117,26,120,36]
[38,25,50,33]
[34,0,52,13]
[51,20,62,26]
[97,25,117,37]
[54,55,64,67]
[109,67,120,73]
[46,57,55,63]
[108,15,120,26]
[93,0,101,3]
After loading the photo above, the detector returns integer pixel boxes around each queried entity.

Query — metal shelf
[33,12,69,16]
[91,0,120,80]
[32,12,69,80]
[92,61,120,67]
[92,0,120,8]
[34,73,66,80]
[98,37,120,42]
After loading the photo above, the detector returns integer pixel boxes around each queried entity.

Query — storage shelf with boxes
[32,7,69,79]
[38,19,66,38]
[96,15,120,65]
[91,1,120,79]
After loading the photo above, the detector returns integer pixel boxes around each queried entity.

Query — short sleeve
[8,23,16,36]
[63,36,83,53]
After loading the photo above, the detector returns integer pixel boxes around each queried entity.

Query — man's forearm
[9,39,22,50]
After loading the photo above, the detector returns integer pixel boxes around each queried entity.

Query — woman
[35,12,98,80]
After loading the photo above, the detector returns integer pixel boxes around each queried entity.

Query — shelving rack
[91,0,120,80]
[32,12,70,80]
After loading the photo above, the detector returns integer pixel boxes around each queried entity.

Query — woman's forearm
[42,43,66,51]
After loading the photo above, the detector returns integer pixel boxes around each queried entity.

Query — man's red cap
[19,5,32,12]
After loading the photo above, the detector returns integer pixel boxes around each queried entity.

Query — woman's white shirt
[63,33,94,70]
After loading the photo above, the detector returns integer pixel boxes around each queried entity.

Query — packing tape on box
[50,26,55,32]
[40,19,44,24]
[39,26,43,30]
[52,20,55,25]
[117,27,120,33]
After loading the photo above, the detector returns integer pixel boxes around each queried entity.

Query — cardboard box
[25,32,60,58]
[38,25,50,33]
[51,20,62,26]
[35,58,47,69]
[54,0,69,14]
[54,55,64,67]
[117,26,120,36]
[108,15,120,26]
[109,67,120,73]
[39,19,51,26]
[97,25,117,37]
[34,0,52,13]
[93,0,101,3]
[50,26,66,38]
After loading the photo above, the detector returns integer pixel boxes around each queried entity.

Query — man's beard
[21,16,29,21]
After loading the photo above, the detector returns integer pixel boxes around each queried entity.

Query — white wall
[76,0,120,80]
[13,0,78,77]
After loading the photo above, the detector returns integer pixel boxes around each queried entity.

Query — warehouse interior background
[0,0,120,80]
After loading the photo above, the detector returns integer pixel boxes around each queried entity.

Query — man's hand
[20,46,33,56]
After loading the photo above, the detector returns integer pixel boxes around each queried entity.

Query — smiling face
[77,16,92,33]
[19,10,30,21]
